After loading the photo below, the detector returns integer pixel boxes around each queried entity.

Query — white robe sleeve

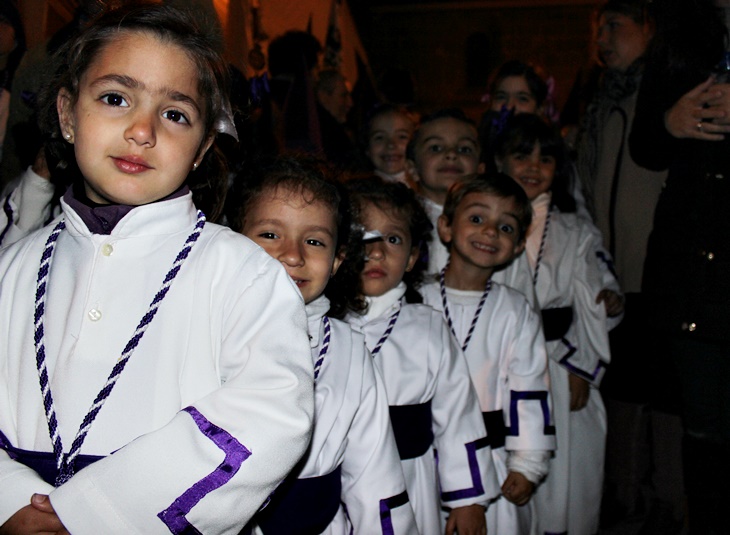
[47,257,314,535]
[0,166,55,248]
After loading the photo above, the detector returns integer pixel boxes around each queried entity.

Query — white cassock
[0,193,314,534]
[0,166,55,248]
[492,192,614,535]
[248,295,418,535]
[346,282,499,535]
[421,280,556,535]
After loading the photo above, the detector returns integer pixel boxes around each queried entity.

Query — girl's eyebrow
[89,73,201,113]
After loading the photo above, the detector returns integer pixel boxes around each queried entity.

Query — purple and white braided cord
[532,208,551,286]
[370,302,401,357]
[439,267,490,352]
[313,316,330,381]
[34,211,206,485]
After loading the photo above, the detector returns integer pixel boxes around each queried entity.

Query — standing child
[419,174,556,535]
[230,155,418,534]
[362,103,418,186]
[344,175,499,535]
[492,113,616,535]
[405,108,485,276]
[0,4,313,534]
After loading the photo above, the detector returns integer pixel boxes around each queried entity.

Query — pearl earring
[64,133,71,140]
[192,163,198,171]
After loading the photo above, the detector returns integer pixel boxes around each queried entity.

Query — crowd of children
[0,1,642,534]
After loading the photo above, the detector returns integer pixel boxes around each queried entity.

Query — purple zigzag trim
[158,407,251,534]
[509,391,556,437]
[440,436,490,501]
[379,490,409,535]
[558,339,607,381]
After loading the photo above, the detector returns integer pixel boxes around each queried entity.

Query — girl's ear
[192,134,215,170]
[406,159,420,183]
[330,248,345,278]
[404,245,419,272]
[436,213,452,246]
[57,89,75,143]
[477,161,486,174]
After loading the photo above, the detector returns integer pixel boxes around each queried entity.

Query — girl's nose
[366,241,385,261]
[125,111,157,147]
[278,241,304,266]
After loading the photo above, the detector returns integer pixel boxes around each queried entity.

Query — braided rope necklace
[34,211,206,486]
[313,316,330,381]
[532,208,552,287]
[439,266,491,352]
[369,300,402,357]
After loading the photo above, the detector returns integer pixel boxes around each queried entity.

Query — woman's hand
[664,77,730,140]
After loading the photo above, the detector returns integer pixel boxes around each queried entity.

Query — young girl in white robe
[344,176,499,535]
[419,174,556,535]
[232,155,417,534]
[492,113,620,535]
[0,5,314,533]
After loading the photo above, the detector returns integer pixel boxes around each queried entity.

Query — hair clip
[362,229,384,244]
[214,101,239,141]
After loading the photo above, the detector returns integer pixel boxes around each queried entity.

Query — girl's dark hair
[488,60,549,108]
[494,113,576,213]
[229,154,366,319]
[37,1,232,221]
[345,175,431,304]
[597,0,650,23]
[442,173,533,243]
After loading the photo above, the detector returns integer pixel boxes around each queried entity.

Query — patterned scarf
[575,58,645,217]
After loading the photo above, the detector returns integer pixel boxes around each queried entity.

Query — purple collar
[63,183,190,234]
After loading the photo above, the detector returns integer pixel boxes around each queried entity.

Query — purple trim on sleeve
[0,194,14,247]
[157,406,252,534]
[379,490,409,535]
[440,436,490,502]
[558,339,607,382]
[509,391,556,437]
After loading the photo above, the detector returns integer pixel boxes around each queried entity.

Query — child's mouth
[112,156,152,174]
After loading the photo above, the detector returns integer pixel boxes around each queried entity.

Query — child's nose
[366,241,385,261]
[278,241,304,266]
[125,110,157,147]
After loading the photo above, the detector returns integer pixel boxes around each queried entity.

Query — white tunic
[0,193,314,534]
[492,193,613,535]
[346,283,499,535]
[0,166,55,248]
[250,296,418,534]
[420,280,556,535]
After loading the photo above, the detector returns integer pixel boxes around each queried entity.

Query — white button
[88,309,102,321]
[102,244,114,256]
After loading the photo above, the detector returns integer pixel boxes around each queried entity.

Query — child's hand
[444,503,486,535]
[0,495,67,535]
[501,471,535,505]
[596,289,624,317]
[568,373,590,411]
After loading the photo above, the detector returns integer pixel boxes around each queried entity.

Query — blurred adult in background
[629,1,730,533]
[573,2,683,532]
[315,69,357,168]
[0,1,25,166]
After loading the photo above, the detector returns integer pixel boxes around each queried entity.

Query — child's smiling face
[366,111,414,176]
[409,117,483,205]
[359,201,418,298]
[242,186,342,305]
[497,143,556,201]
[438,191,524,274]
[57,31,212,206]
